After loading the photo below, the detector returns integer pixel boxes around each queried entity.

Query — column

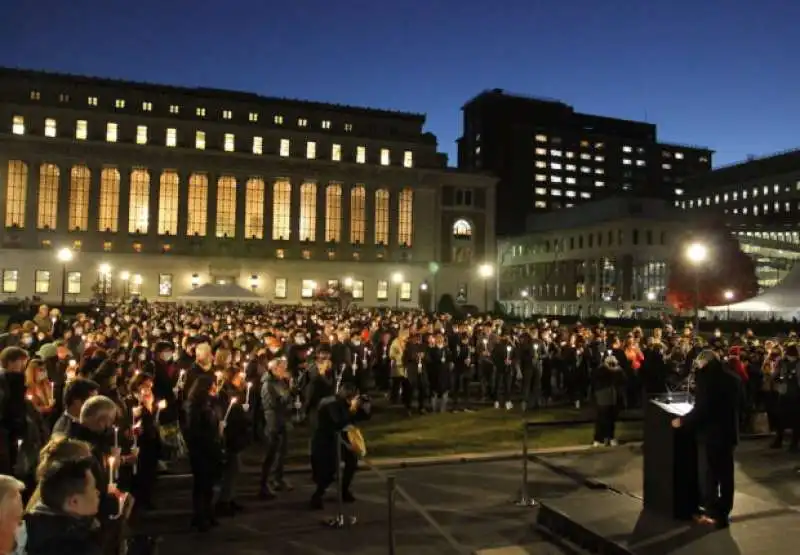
[263,177,273,243]
[118,168,130,236]
[207,173,218,238]
[148,169,160,239]
[87,165,102,235]
[235,174,248,242]
[341,183,351,245]
[57,163,69,233]
[364,184,375,247]
[290,176,302,242]
[24,161,40,242]
[315,180,325,243]
[388,187,399,253]
[177,170,190,238]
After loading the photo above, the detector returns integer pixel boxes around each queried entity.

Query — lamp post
[391,272,403,309]
[478,263,494,314]
[520,289,529,321]
[56,248,73,310]
[724,289,735,321]
[98,263,111,303]
[249,274,259,292]
[120,271,130,300]
[686,242,708,331]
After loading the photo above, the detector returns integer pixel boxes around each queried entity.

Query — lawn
[246,405,644,464]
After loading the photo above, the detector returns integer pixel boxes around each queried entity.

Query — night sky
[2,0,797,167]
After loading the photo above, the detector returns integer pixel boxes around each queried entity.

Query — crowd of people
[0,299,797,553]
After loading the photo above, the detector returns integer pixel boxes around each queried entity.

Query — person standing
[672,349,743,528]
[0,347,30,475]
[258,358,292,500]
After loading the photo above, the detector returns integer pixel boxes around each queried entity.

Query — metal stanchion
[328,434,357,528]
[387,475,397,555]
[515,421,536,507]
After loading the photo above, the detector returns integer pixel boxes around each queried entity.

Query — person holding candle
[216,368,249,516]
[185,374,222,532]
[257,358,293,500]
[125,373,159,512]
[23,360,55,417]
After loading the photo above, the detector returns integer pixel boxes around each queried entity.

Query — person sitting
[24,458,101,555]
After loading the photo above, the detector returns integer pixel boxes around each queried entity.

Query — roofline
[0,66,427,123]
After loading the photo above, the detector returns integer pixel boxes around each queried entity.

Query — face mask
[296,337,306,345]
[352,340,361,347]
[161,352,173,362]
[21,336,33,345]
[139,353,147,361]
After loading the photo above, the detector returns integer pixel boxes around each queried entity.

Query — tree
[666,231,759,312]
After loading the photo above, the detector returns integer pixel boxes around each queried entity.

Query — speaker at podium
[643,393,700,520]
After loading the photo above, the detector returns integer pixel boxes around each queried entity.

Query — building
[677,148,800,289]
[497,197,698,318]
[457,89,713,236]
[0,68,497,309]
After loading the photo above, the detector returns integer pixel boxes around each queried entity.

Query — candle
[108,456,117,487]
[113,426,119,448]
[223,397,238,425]
[246,382,253,404]
[50,381,55,400]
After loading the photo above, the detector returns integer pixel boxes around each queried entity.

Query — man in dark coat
[672,349,743,528]
[0,347,29,475]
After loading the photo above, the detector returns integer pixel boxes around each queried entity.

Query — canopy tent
[708,264,800,318]
[177,283,265,303]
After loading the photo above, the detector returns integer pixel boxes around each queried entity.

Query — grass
[247,405,643,464]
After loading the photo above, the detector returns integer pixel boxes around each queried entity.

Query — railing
[332,434,468,554]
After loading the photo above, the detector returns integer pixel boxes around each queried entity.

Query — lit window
[274,114,284,125]
[663,163,672,170]
[222,110,232,120]
[535,174,546,181]
[535,200,547,208]
[196,107,206,117]
[2,270,18,294]
[332,144,342,161]
[306,141,316,159]
[115,99,125,109]
[595,168,604,174]
[595,181,605,187]
[252,136,263,155]
[34,270,50,293]
[298,118,308,127]
[280,139,290,157]
[136,125,148,145]
[535,187,547,195]
[565,190,576,198]
[322,120,331,129]
[580,192,591,199]
[128,169,150,234]
[622,159,632,165]
[301,279,316,299]
[4,160,28,228]
[636,159,646,167]
[98,168,120,232]
[551,189,562,197]
[344,123,353,132]
[551,176,563,183]
[106,123,118,143]
[595,142,604,148]
[12,115,24,135]
[550,149,563,157]
[565,151,574,158]
[158,274,173,297]
[675,152,684,159]
[380,149,390,166]
[595,155,604,162]
[350,185,366,244]
[535,148,547,155]
[187,174,208,236]
[30,90,41,100]
[535,134,547,142]
[674,188,684,195]
[299,182,317,241]
[245,178,265,239]
[44,118,57,137]
[398,188,413,246]
[169,105,180,114]
[774,184,780,194]
[403,151,413,168]
[581,167,590,173]
[166,128,177,147]
[566,177,576,184]
[248,112,258,122]
[66,272,81,294]
[272,180,291,240]
[60,94,70,102]
[400,282,412,302]
[550,162,562,170]
[36,163,59,230]
[75,120,87,140]
[158,171,179,235]
[535,161,546,168]
[274,278,287,298]
[580,153,591,160]
[142,101,152,112]
[377,280,389,301]
[195,131,206,150]
[68,165,90,231]
[223,133,235,152]
[88,97,98,106]
[325,184,342,242]
[622,145,632,153]
[356,146,366,164]
[565,164,576,171]
[215,176,237,238]
[375,189,390,245]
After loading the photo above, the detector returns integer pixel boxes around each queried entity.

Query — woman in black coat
[185,373,223,531]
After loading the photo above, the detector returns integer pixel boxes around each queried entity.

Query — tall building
[457,89,713,236]
[0,68,497,309]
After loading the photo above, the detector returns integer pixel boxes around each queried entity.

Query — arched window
[325,183,342,242]
[68,166,90,232]
[4,160,27,228]
[299,182,317,241]
[374,189,389,245]
[37,163,59,230]
[245,178,265,239]
[98,168,120,232]
[187,173,208,237]
[349,185,366,244]
[128,169,150,234]
[216,176,237,238]
[272,179,291,240]
[452,218,472,239]
[158,171,179,235]
[398,188,413,246]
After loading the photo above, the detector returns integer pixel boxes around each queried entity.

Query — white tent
[177,283,265,303]
[708,264,800,319]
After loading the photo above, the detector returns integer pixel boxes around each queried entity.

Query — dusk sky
[2,0,797,167]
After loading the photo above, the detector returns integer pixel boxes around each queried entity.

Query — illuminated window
[400,282,412,301]
[535,161,546,168]
[551,176,563,183]
[535,175,546,181]
[344,123,353,132]
[623,159,632,165]
[4,160,27,228]
[216,176,236,237]
[274,115,284,125]
[245,178,265,239]
[142,101,152,112]
[535,187,547,195]
[44,118,57,137]
[622,145,632,153]
[380,149,390,166]
[2,270,18,293]
[274,277,287,298]
[272,180,291,240]
[37,163,59,230]
[300,279,316,298]
[356,146,366,164]
[398,188,413,246]
[187,174,209,237]
[325,184,342,242]
[279,139,290,157]
[158,171,179,235]
[169,104,179,114]
[298,118,308,127]
[306,141,316,159]
[252,136,263,155]
[195,131,205,150]
[377,280,388,301]
[674,152,684,159]
[322,120,331,129]
[535,148,547,155]
[374,189,389,245]
[158,274,173,296]
[551,149,563,157]
[98,168,120,232]
[351,280,364,299]
[636,159,646,167]
[196,107,206,117]
[662,163,672,170]
[114,99,125,109]
[30,90,40,100]
[75,120,87,140]
[136,125,148,145]
[87,97,97,106]
[299,182,317,242]
[535,200,547,208]
[66,272,81,294]
[535,134,547,142]
[275,249,285,259]
[68,165,90,231]
[35,270,50,294]
[106,122,118,142]
[222,110,232,120]
[249,112,258,122]
[165,128,176,147]
[223,133,235,152]
[128,169,150,234]
[566,177,576,184]
[332,144,342,161]
[350,185,366,244]
[453,219,472,238]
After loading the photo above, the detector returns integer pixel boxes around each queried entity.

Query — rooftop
[685,147,800,191]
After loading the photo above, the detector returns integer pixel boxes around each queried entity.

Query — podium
[643,394,699,520]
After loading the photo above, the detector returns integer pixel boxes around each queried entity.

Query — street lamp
[249,274,259,292]
[56,248,74,310]
[646,291,656,302]
[343,276,353,288]
[686,242,708,330]
[724,289,735,321]
[391,272,403,309]
[98,263,111,302]
[120,271,130,299]
[478,263,494,314]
